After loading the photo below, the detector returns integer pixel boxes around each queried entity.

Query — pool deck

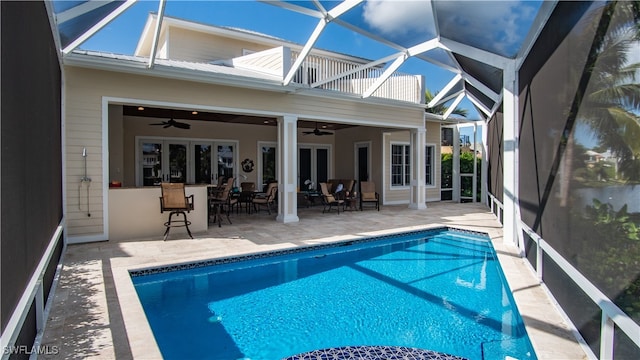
[40,202,589,359]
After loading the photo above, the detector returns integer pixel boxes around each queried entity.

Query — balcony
[227,47,425,104]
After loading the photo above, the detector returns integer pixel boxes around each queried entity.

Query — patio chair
[359,181,379,211]
[252,182,277,214]
[320,182,344,214]
[209,177,236,227]
[159,182,194,240]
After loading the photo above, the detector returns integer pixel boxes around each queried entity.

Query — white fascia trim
[294,87,425,113]
[439,37,511,70]
[62,0,137,55]
[64,55,287,92]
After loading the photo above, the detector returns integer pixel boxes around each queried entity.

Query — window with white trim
[425,145,435,186]
[391,143,410,186]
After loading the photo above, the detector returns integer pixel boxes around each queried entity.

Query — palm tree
[578,1,640,181]
[424,89,468,117]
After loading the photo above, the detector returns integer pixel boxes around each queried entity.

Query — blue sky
[80,0,494,119]
[75,0,549,138]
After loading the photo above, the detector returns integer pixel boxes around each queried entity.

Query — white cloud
[362,0,433,37]
[436,1,537,56]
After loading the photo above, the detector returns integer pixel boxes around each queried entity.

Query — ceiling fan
[150,114,191,129]
[303,122,333,136]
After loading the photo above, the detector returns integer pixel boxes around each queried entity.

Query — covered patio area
[40,202,586,359]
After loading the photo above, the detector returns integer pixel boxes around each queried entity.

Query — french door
[137,137,236,186]
[298,145,330,191]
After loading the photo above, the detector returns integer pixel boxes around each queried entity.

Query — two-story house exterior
[63,14,443,243]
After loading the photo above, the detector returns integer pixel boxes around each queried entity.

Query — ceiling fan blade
[174,122,191,129]
[163,124,171,128]
[319,131,333,135]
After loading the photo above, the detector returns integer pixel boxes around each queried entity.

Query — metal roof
[51,0,558,120]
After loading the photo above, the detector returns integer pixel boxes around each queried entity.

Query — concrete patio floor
[40,202,588,359]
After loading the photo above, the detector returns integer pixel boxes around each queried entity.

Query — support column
[480,121,488,205]
[409,127,427,209]
[276,115,299,223]
[452,125,460,202]
[503,61,523,250]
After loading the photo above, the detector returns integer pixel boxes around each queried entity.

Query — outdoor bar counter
[108,185,208,241]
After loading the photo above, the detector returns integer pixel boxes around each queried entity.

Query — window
[136,137,237,186]
[425,145,435,186]
[260,144,277,187]
[391,144,410,186]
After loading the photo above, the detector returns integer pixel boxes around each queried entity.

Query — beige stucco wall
[382,121,442,205]
[64,66,423,240]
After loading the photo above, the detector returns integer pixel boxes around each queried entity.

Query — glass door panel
[142,142,162,186]
[167,143,188,183]
[261,145,277,191]
[316,148,328,184]
[193,144,212,184]
[215,143,236,184]
[298,145,330,191]
[299,148,312,190]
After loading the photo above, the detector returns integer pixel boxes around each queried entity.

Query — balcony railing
[290,51,424,104]
[227,47,424,104]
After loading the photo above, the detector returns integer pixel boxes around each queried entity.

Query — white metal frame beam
[461,71,501,103]
[283,0,363,85]
[442,92,465,120]
[148,0,166,69]
[439,37,511,70]
[61,0,137,55]
[310,52,400,88]
[363,38,439,98]
[427,73,462,108]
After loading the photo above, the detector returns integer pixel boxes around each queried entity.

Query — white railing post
[600,313,615,360]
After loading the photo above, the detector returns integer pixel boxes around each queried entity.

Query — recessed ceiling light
[191,111,198,115]
[137,106,144,111]
[263,120,270,124]
[321,125,327,128]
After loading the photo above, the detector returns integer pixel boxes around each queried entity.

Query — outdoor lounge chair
[320,182,344,214]
[159,182,194,240]
[359,181,380,211]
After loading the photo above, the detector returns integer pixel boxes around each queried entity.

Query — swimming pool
[131,227,536,360]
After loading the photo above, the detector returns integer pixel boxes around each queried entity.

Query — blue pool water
[131,228,536,360]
